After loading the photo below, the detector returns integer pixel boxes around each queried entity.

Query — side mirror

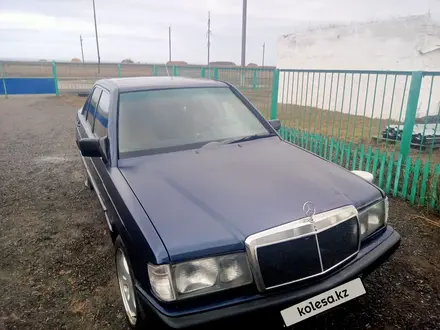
[268,119,281,131]
[351,170,374,183]
[78,137,108,160]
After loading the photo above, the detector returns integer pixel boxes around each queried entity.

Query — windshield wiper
[219,132,276,145]
[200,132,276,149]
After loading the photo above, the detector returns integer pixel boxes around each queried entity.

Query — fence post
[173,66,178,76]
[52,61,59,96]
[153,65,158,76]
[117,64,121,77]
[201,67,206,78]
[240,70,245,87]
[1,62,7,98]
[213,67,219,80]
[252,70,257,90]
[270,69,280,119]
[400,71,423,158]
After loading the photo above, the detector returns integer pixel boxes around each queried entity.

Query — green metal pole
[117,63,121,77]
[270,69,280,119]
[1,62,7,98]
[52,61,59,96]
[252,70,257,90]
[153,65,158,76]
[400,71,423,158]
[201,67,206,78]
[213,68,219,80]
[173,66,178,76]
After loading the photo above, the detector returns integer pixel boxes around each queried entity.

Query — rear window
[86,88,102,127]
[118,87,268,158]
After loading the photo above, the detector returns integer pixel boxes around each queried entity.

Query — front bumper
[137,226,401,328]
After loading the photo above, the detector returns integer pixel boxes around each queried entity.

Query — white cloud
[0,0,439,65]
[0,11,162,39]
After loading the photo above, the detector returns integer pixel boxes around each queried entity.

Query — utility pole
[80,35,85,63]
[168,26,172,63]
[207,11,211,65]
[241,0,247,67]
[92,0,101,73]
[262,42,265,67]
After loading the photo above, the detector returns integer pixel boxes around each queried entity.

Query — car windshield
[118,87,271,157]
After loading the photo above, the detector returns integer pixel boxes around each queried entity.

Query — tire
[114,236,165,329]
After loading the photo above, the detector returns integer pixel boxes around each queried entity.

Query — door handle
[76,121,81,127]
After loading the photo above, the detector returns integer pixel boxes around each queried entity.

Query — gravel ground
[0,96,439,330]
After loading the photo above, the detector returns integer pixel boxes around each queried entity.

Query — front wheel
[114,237,164,329]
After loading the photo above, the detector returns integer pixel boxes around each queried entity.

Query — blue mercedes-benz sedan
[75,76,400,329]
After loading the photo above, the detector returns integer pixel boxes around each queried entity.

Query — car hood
[119,137,383,262]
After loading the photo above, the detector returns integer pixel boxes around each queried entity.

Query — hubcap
[116,248,137,325]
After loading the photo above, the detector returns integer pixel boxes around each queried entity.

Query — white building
[277,15,440,122]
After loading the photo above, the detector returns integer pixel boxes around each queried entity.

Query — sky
[0,0,439,65]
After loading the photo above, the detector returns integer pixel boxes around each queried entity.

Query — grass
[276,103,400,145]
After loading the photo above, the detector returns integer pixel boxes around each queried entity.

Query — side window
[82,94,91,117]
[86,88,102,127]
[93,90,110,138]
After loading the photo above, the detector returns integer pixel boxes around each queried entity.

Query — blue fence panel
[0,78,56,95]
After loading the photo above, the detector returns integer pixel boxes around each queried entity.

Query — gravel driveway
[0,96,439,330]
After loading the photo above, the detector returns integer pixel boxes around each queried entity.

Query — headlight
[174,258,218,294]
[148,253,252,301]
[359,198,388,240]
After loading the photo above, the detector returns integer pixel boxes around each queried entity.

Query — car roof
[95,76,228,92]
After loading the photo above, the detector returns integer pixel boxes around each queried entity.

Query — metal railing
[2,61,440,210]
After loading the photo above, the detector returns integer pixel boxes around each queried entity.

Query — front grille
[257,235,321,288]
[246,207,360,291]
[318,217,359,271]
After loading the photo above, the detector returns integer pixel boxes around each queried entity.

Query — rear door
[88,88,118,231]
[76,86,115,230]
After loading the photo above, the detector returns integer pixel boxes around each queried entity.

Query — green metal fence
[4,60,440,210]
